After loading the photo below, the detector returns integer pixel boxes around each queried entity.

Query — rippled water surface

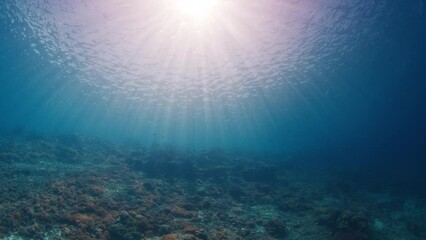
[1,1,426,240]
[1,0,425,153]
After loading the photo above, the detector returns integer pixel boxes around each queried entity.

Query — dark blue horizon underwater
[1,0,426,239]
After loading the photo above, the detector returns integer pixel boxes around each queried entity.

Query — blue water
[0,0,424,155]
[1,1,426,239]
[1,0,426,173]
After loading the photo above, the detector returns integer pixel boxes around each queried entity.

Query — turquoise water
[1,0,426,239]
[2,0,424,155]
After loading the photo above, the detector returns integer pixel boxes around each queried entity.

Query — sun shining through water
[1,0,330,149]
[2,1,426,239]
[174,0,220,22]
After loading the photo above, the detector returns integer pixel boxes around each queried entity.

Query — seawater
[0,0,426,239]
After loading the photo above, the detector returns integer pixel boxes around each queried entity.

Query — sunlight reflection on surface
[1,0,388,150]
[174,0,220,22]
[9,0,314,104]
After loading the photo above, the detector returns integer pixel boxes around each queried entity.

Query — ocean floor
[0,133,426,240]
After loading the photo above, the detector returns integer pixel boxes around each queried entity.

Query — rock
[126,154,196,180]
[198,166,228,180]
[143,182,155,192]
[163,233,178,240]
[264,218,287,238]
[335,211,368,233]
[109,223,142,240]
[56,146,81,163]
[326,211,371,240]
[183,225,199,234]
[317,208,339,228]
[168,207,194,218]
[228,187,245,201]
[334,231,368,240]
[241,167,276,183]
[0,152,20,163]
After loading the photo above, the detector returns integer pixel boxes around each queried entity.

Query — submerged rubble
[0,133,425,239]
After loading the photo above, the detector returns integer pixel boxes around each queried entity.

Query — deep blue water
[1,0,426,181]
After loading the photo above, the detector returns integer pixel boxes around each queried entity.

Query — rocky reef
[0,133,425,239]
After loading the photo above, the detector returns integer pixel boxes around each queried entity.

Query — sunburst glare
[174,0,221,22]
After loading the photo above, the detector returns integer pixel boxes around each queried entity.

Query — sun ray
[174,0,220,22]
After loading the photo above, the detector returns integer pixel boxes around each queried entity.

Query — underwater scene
[1,0,426,239]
